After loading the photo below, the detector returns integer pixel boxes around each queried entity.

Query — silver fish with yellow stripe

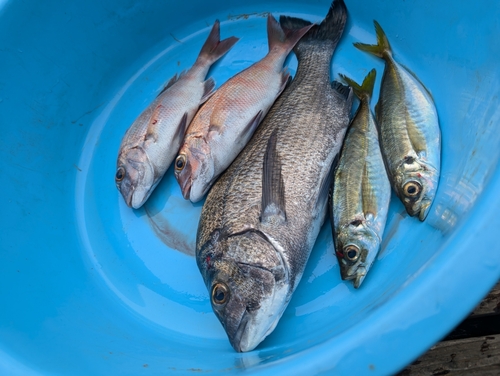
[355,21,441,221]
[332,69,390,288]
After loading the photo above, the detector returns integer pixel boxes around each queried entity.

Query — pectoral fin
[260,129,286,225]
[172,112,188,145]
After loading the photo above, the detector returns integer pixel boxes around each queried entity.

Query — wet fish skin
[115,21,238,209]
[354,21,441,221]
[196,0,351,352]
[332,69,391,288]
[174,15,313,203]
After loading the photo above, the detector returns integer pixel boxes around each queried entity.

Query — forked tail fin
[198,20,239,64]
[279,0,348,53]
[267,14,314,56]
[339,69,376,102]
[354,21,392,59]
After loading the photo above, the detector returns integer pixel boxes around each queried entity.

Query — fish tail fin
[339,69,376,101]
[267,14,314,55]
[280,0,347,54]
[354,21,392,58]
[198,20,239,64]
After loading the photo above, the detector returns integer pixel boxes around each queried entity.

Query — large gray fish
[115,21,238,209]
[355,21,441,221]
[174,15,313,203]
[331,69,391,288]
[196,0,352,352]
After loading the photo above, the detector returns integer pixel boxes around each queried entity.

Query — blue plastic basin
[1,0,499,374]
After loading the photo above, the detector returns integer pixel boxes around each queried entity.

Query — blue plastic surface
[1,0,500,374]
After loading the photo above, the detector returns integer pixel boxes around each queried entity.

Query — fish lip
[418,199,432,221]
[125,194,133,208]
[231,311,250,353]
[341,264,367,288]
[118,183,134,208]
[353,266,367,288]
[180,178,192,200]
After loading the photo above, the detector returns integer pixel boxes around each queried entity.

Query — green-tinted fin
[353,20,392,59]
[339,69,376,101]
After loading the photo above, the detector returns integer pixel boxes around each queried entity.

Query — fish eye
[211,283,229,305]
[344,245,360,262]
[175,154,186,171]
[115,167,125,182]
[403,181,422,197]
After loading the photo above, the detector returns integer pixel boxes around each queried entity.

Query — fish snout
[180,177,192,200]
[340,262,367,288]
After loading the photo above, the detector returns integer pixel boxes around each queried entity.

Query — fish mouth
[341,265,367,289]
[180,178,192,200]
[418,199,432,221]
[230,304,284,353]
[231,312,250,353]
[117,182,135,208]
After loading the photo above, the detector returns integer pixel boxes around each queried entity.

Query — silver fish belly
[196,0,352,352]
[332,69,391,288]
[115,21,238,209]
[355,21,441,221]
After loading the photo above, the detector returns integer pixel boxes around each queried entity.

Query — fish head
[335,219,380,288]
[115,147,156,209]
[394,156,439,221]
[174,141,214,203]
[197,230,289,352]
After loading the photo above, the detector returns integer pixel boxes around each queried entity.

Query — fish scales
[175,17,314,203]
[355,21,441,220]
[196,0,352,352]
[115,21,238,209]
[332,69,391,288]
[199,50,347,285]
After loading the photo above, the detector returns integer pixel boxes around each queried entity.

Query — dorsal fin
[260,129,286,225]
[158,70,187,97]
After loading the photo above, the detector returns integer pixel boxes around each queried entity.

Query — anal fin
[200,78,216,103]
[260,129,286,225]
[241,110,263,142]
[279,70,291,95]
